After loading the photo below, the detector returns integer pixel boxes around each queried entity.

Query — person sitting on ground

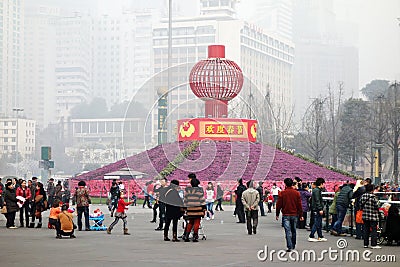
[56,204,76,239]
[48,199,62,229]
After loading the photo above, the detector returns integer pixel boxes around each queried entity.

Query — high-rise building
[251,0,293,41]
[23,5,59,128]
[53,14,92,122]
[292,0,359,121]
[0,0,24,117]
[92,11,153,107]
[151,0,294,143]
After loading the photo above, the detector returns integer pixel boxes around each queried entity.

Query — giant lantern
[178,45,257,142]
[189,45,243,118]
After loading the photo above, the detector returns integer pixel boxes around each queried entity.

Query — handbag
[0,206,7,214]
[356,195,373,224]
[356,210,363,224]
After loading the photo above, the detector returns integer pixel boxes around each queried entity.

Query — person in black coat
[3,182,19,228]
[163,180,184,242]
[385,205,400,246]
[235,179,247,223]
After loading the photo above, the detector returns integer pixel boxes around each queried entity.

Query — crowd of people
[1,174,399,249]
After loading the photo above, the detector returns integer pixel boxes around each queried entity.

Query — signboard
[177,118,257,142]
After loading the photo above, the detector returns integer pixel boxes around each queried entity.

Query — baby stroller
[181,215,207,240]
[378,205,400,245]
[89,214,107,231]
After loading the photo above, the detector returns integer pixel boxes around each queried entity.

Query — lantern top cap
[208,45,225,58]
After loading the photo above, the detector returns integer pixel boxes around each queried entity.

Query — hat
[78,181,86,187]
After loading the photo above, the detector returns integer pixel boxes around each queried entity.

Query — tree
[386,81,400,184]
[327,82,344,167]
[338,98,370,172]
[109,100,148,118]
[70,98,108,119]
[300,98,330,162]
[361,80,390,100]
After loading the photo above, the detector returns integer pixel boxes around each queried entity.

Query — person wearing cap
[57,204,76,239]
[74,180,91,231]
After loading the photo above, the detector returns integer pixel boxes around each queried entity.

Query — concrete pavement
[0,204,398,267]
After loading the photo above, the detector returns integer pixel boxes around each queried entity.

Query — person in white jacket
[205,182,215,220]
[242,180,260,235]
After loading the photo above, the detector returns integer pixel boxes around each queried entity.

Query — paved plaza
[0,204,398,267]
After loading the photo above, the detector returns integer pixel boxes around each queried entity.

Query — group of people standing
[1,177,48,229]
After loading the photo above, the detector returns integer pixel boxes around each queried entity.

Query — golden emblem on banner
[251,123,257,139]
[179,121,195,137]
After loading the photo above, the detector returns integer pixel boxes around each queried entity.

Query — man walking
[256,181,265,216]
[308,178,327,242]
[276,178,303,252]
[242,181,260,235]
[234,179,246,223]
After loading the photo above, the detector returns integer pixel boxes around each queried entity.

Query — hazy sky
[28,0,400,89]
[333,0,400,88]
[237,0,400,89]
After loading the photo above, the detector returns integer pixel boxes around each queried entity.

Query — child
[131,192,137,206]
[48,199,62,230]
[266,192,274,213]
[107,191,133,235]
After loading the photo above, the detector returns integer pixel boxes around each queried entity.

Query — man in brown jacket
[242,180,260,235]
[276,178,303,252]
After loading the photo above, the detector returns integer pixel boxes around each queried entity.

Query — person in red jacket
[276,178,304,252]
[107,191,133,235]
[16,180,32,227]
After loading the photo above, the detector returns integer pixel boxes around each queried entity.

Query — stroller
[181,215,207,240]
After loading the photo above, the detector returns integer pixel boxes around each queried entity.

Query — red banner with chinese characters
[177,118,257,142]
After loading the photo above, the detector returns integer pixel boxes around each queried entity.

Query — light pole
[12,107,24,176]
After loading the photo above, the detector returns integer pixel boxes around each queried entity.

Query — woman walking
[163,180,183,242]
[4,181,19,228]
[205,182,215,220]
[16,180,32,227]
[183,175,206,242]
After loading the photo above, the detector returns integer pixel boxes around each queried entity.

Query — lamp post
[373,143,384,185]
[12,107,24,176]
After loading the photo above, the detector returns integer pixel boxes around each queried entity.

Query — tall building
[251,0,293,41]
[151,0,294,143]
[23,5,59,128]
[92,11,153,107]
[0,0,24,117]
[53,14,92,122]
[292,0,359,122]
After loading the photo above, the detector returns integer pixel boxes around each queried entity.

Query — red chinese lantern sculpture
[189,45,244,118]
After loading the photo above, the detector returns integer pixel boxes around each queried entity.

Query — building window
[3,137,8,142]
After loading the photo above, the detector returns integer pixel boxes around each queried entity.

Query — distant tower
[199,0,239,17]
[189,45,243,118]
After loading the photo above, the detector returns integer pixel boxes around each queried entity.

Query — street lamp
[12,107,24,176]
[372,143,384,185]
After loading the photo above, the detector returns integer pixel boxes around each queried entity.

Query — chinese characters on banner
[177,118,257,142]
